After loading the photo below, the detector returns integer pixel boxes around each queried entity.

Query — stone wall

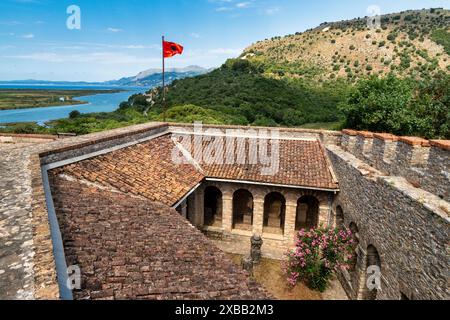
[340,130,450,202]
[327,144,449,300]
[0,133,58,144]
[169,123,342,146]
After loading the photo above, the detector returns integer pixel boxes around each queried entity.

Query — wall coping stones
[430,140,450,151]
[342,129,358,136]
[170,122,343,136]
[373,133,399,141]
[398,136,431,147]
[0,133,58,140]
[357,131,374,138]
[38,122,168,157]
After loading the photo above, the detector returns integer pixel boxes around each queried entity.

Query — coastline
[0,89,124,111]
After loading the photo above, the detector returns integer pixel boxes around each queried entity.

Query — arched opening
[233,189,254,231]
[335,206,345,229]
[263,192,286,234]
[362,245,382,300]
[204,186,222,227]
[296,196,320,230]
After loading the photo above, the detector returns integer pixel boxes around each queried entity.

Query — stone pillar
[187,193,196,225]
[355,245,368,300]
[284,197,297,246]
[222,192,233,233]
[318,205,329,228]
[194,187,204,228]
[252,199,264,236]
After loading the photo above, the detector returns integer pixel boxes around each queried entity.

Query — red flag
[163,41,183,58]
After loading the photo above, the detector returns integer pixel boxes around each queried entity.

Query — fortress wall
[340,131,450,202]
[0,133,58,144]
[327,145,449,300]
[40,124,168,165]
[169,123,342,145]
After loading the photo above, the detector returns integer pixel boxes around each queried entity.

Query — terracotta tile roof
[52,133,337,212]
[51,135,204,206]
[182,135,338,190]
[49,174,270,300]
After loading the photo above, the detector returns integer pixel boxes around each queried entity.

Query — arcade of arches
[179,181,386,300]
[180,181,334,256]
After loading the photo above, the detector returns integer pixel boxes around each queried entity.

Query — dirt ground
[229,254,348,300]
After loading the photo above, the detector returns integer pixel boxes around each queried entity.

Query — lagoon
[0,85,145,125]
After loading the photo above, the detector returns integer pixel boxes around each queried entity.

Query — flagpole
[162,35,166,122]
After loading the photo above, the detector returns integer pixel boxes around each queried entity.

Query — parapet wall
[340,129,450,202]
[169,123,342,145]
[327,144,449,300]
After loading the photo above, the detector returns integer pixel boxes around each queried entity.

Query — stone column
[222,191,233,233]
[194,187,204,228]
[318,205,329,228]
[187,193,196,225]
[284,198,297,246]
[355,245,368,300]
[252,198,264,236]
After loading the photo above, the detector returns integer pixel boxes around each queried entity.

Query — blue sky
[0,0,448,81]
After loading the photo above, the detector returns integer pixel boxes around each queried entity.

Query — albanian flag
[163,41,184,58]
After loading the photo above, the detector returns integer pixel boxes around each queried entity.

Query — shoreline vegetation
[0,89,123,110]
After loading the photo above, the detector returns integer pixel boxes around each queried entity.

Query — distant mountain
[0,65,210,87]
[106,66,211,87]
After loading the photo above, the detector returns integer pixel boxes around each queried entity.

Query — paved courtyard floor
[228,254,349,300]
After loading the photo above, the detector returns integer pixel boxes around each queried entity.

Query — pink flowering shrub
[283,227,355,292]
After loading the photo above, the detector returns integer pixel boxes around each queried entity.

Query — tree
[340,72,450,139]
[69,110,81,119]
[339,74,414,134]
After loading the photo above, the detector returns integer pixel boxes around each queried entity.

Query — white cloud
[264,6,281,15]
[190,32,201,38]
[107,27,123,33]
[21,33,35,39]
[236,2,252,9]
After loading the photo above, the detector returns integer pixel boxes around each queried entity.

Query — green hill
[245,8,449,82]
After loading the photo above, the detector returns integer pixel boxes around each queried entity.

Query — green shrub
[69,110,81,119]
